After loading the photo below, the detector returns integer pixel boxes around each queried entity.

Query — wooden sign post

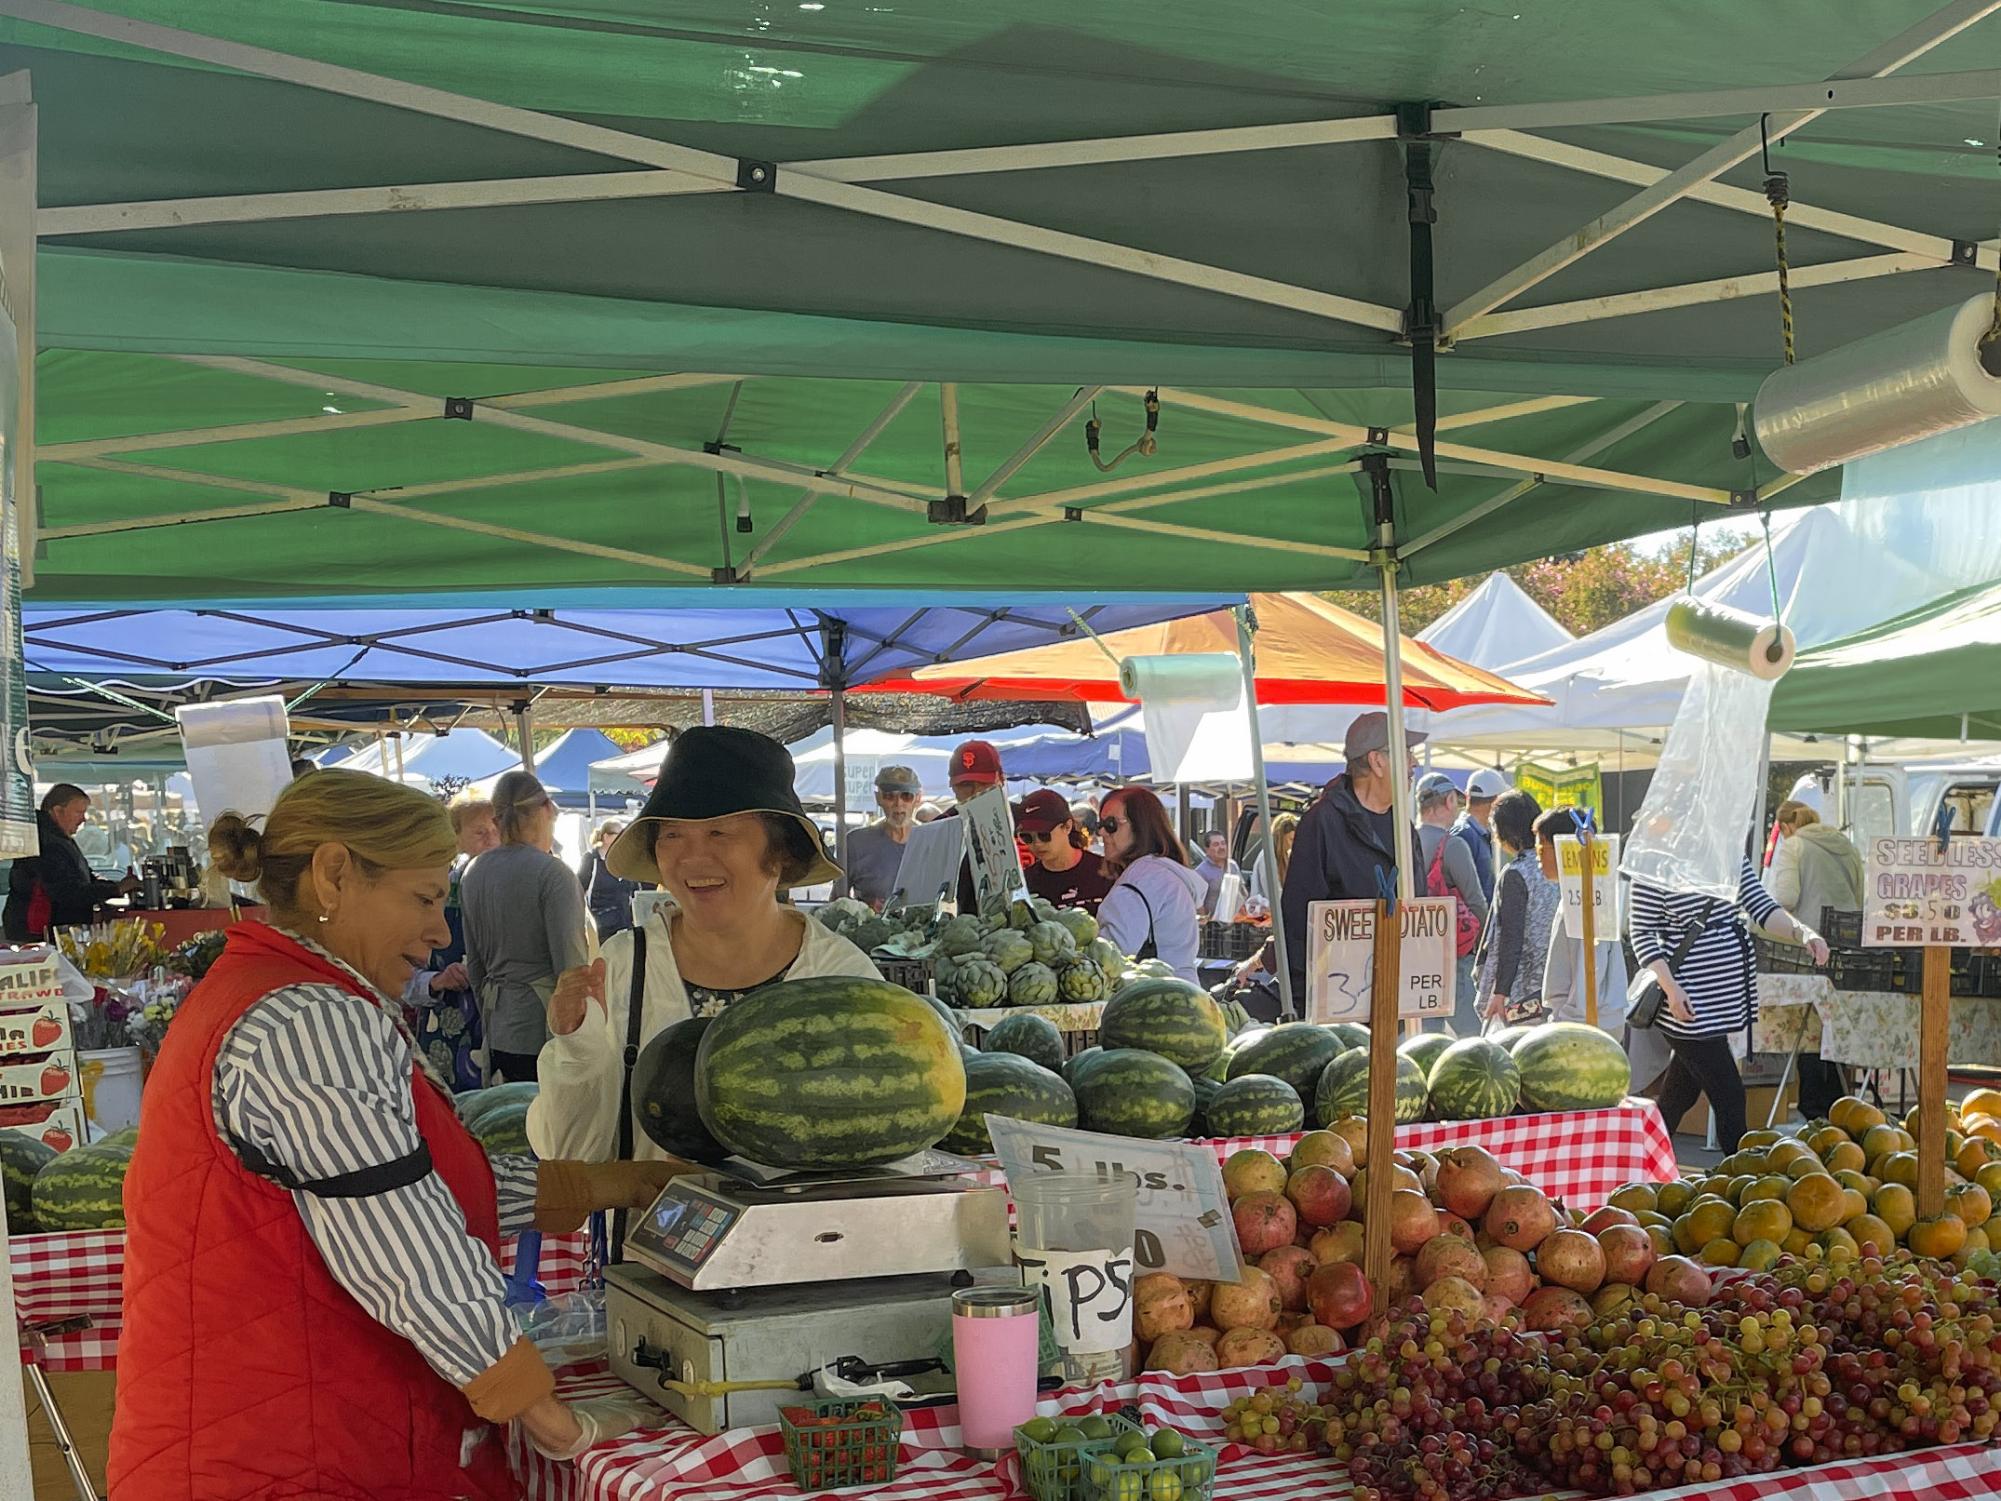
[1918,945,1950,1218]
[1362,894,1402,1315]
[1578,830,1598,1027]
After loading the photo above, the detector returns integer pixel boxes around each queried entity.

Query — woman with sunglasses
[1096,786,1206,982]
[1016,788,1114,913]
[460,770,592,1082]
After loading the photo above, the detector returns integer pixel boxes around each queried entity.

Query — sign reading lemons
[1554,833,1621,935]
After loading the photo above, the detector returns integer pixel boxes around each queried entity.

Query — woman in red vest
[111,769,674,1500]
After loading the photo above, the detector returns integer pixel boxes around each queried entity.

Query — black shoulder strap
[1668,898,1721,969]
[230,1132,434,1198]
[1131,881,1158,961]
[610,923,648,1263]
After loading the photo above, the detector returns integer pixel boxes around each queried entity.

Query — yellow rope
[1767,183,1795,366]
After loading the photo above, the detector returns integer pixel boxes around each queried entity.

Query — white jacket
[1539,906,1630,1032]
[1097,856,1209,983]
[526,905,880,1163]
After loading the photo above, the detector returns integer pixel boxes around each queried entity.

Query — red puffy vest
[111,922,518,1501]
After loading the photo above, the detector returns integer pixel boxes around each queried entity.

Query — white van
[1797,758,2001,845]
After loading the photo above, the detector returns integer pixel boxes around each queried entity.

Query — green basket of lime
[1015,1412,1216,1501]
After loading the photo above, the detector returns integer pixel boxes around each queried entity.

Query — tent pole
[832,684,850,883]
[515,704,534,774]
[1235,604,1295,1019]
[1752,729,1773,866]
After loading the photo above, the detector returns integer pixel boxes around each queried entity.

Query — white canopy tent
[1416,572,1573,671]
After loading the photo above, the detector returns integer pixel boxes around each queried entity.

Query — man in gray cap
[844,764,923,908]
[1267,711,1423,1003]
[1455,767,1510,902]
[1416,771,1489,1033]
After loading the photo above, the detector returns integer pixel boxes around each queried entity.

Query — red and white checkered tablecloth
[8,1228,591,1371]
[517,1357,2001,1501]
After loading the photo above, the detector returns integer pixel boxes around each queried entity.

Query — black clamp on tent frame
[712,564,743,584]
[443,397,474,421]
[1398,103,1441,490]
[326,491,351,509]
[737,159,777,192]
[1728,488,1762,510]
[1357,451,1398,567]
[927,495,988,525]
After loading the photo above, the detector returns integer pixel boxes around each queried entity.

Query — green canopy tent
[1768,578,2001,741]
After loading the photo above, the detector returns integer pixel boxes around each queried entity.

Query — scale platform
[625,1155,1009,1291]
[607,1263,974,1434]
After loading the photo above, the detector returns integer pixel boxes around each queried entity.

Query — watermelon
[470,1101,533,1156]
[982,1011,1065,1072]
[1128,958,1178,981]
[981,930,1035,974]
[1057,961,1108,1004]
[632,1017,729,1162]
[695,977,967,1169]
[1188,1074,1223,1136]
[1327,1023,1371,1052]
[1513,1022,1632,1112]
[1,1132,55,1230]
[32,1140,132,1231]
[1071,1048,1196,1139]
[1061,1046,1102,1086]
[1314,1046,1428,1126]
[1202,1074,1305,1137]
[1098,978,1228,1070]
[1397,1032,1453,1079]
[1490,1022,1535,1054]
[1008,962,1060,1008]
[924,994,967,1042]
[940,1053,1076,1156]
[457,1080,538,1130]
[951,957,1009,1008]
[1425,1038,1521,1121]
[937,914,987,957]
[1223,1026,1270,1067]
[1226,1023,1342,1095]
[1026,920,1077,967]
[1054,908,1100,947]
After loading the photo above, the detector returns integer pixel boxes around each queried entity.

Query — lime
[1147,1469,1185,1501]
[1054,1425,1089,1446]
[1088,1453,1121,1488]
[1079,1416,1114,1440]
[1110,1471,1145,1501]
[1150,1429,1186,1459]
[1021,1418,1058,1444]
[1115,1431,1153,1459]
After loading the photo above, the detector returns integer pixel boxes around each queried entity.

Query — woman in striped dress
[1630,855,1828,1151]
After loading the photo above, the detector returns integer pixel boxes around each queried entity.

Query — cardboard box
[1675,1079,1798,1141]
[0,947,67,1009]
[0,1097,84,1153]
[0,1050,76,1105]
[0,1002,71,1059]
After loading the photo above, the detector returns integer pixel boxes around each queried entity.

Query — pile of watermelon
[18,1125,137,1232]
[927,896,1128,1011]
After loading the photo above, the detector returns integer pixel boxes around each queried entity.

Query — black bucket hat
[605,726,840,889]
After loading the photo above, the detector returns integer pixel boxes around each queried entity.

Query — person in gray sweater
[460,770,591,1082]
[1415,773,1489,1034]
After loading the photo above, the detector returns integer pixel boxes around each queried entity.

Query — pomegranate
[1580,1206,1639,1234]
[1481,1245,1534,1305]
[1274,1311,1311,1336]
[1306,1260,1373,1329]
[1287,1322,1346,1357]
[1327,1115,1369,1166]
[1232,1191,1298,1256]
[1145,1330,1219,1375]
[1521,1285,1592,1331]
[1436,1211,1477,1243]
[1133,1272,1193,1341]
[1285,1164,1353,1227]
[1388,1189,1441,1254]
[1185,1280,1212,1321]
[1435,1145,1507,1221]
[1353,1163,1423,1203]
[1484,1184,1558,1252]
[1645,1255,1714,1307]
[1414,1234,1487,1292]
[1209,1268,1283,1331]
[1536,1227,1607,1295]
[1222,1148,1288,1201]
[1386,1255,1418,1304]
[1480,1292,1519,1324]
[1597,1224,1657,1287]
[1288,1129,1356,1177]
[1421,1275,1484,1320]
[1214,1327,1288,1368]
[1181,1325,1222,1348]
[1309,1222,1366,1265]
[1257,1245,1318,1312]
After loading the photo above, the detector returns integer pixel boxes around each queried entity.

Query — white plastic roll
[1663,597,1795,681]
[1753,294,2001,477]
[1121,653,1251,784]
[174,696,288,748]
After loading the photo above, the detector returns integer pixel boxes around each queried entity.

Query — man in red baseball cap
[1015,788,1115,914]
[941,740,1026,908]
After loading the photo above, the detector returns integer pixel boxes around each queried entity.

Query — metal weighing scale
[606,1154,1011,1434]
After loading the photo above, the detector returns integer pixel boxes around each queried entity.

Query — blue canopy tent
[509,728,626,809]
[338,728,520,786]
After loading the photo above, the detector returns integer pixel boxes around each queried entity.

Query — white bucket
[80,1046,143,1134]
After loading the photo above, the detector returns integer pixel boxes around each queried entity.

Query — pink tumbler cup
[952,1287,1041,1456]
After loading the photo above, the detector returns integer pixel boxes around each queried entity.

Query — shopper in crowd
[1534,806,1629,1034]
[915,801,943,824]
[1631,854,1828,1153]
[1070,801,1101,851]
[400,795,499,1092]
[530,728,879,1164]
[578,819,642,941]
[1479,789,1559,1028]
[1192,827,1243,914]
[112,770,671,1498]
[940,739,1027,908]
[1455,768,1509,901]
[1764,799,1864,1118]
[460,771,592,1083]
[843,765,924,908]
[1416,772,1489,1034]
[1248,811,1299,906]
[4,783,140,940]
[1017,788,1115,913]
[1096,786,1205,982]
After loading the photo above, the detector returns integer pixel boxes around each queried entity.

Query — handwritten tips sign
[1554,834,1622,935]
[1015,1244,1135,1356]
[1304,898,1456,1023]
[961,785,1028,913]
[1863,835,2001,947]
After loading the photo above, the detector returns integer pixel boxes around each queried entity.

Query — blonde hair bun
[207,812,266,882]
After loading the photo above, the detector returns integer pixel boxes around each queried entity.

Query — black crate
[1754,936,1819,976]
[1198,921,1265,961]
[1821,908,1863,947]
[1827,948,1901,993]
[873,957,932,994]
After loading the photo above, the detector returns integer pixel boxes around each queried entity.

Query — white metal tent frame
[4,0,1994,585]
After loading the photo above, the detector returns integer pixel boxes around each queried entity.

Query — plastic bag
[517,1287,608,1368]
[1620,660,1775,901]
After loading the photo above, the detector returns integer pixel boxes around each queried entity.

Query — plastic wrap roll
[1753,294,2001,477]
[1663,597,1795,681]
[1121,653,1251,783]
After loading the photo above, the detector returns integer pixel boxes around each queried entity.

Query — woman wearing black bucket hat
[527,727,882,1164]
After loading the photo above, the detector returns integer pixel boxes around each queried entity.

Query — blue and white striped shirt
[1629,858,1780,1040]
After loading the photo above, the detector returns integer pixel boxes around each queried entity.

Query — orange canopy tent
[854,592,1550,710]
